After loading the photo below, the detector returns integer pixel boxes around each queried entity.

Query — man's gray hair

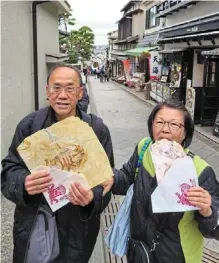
[47,63,83,87]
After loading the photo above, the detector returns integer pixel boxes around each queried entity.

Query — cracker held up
[17,116,113,188]
[150,139,186,183]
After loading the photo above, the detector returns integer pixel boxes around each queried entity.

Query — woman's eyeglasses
[153,119,185,131]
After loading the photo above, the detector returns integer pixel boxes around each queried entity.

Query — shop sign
[122,59,132,81]
[159,17,219,38]
[185,87,196,120]
[186,26,198,33]
[213,109,219,138]
[169,63,182,88]
[149,51,162,80]
[157,0,181,13]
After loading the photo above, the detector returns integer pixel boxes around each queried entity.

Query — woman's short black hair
[147,99,194,148]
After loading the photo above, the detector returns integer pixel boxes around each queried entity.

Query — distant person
[109,67,112,78]
[83,67,87,76]
[105,67,110,82]
[100,66,105,83]
[96,67,100,79]
[83,67,88,83]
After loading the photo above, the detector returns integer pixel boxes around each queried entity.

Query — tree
[63,26,95,63]
[58,12,75,33]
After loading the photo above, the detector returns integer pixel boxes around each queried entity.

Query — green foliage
[68,49,78,64]
[58,12,75,33]
[93,62,99,68]
[59,11,95,64]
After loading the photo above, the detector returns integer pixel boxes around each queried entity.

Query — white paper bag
[151,157,199,213]
[150,139,186,184]
[34,166,90,212]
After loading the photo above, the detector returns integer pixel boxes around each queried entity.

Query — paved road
[1,76,218,263]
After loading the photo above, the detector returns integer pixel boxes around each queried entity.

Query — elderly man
[1,64,114,263]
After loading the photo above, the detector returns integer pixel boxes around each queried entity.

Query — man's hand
[102,176,114,196]
[69,183,94,207]
[25,170,53,195]
[187,187,212,217]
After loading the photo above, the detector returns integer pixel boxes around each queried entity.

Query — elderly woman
[109,99,219,263]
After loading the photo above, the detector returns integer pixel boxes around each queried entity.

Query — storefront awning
[159,48,187,54]
[201,48,219,56]
[158,30,219,44]
[111,50,129,60]
[126,35,139,43]
[125,46,159,57]
[110,50,127,56]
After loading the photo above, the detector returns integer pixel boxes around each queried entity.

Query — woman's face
[152,106,186,145]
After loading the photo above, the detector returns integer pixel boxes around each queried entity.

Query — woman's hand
[69,183,94,207]
[187,187,212,217]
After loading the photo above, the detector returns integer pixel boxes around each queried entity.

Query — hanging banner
[213,109,219,138]
[185,87,196,119]
[149,51,162,80]
[122,59,132,82]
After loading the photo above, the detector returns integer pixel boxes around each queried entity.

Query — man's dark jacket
[1,106,114,263]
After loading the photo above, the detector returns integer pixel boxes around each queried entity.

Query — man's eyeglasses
[153,119,185,131]
[49,85,79,94]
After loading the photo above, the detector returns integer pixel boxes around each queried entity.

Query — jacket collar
[44,105,82,128]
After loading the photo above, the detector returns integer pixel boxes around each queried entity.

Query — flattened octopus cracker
[18,116,113,188]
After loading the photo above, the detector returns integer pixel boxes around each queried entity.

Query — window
[206,61,217,87]
[145,6,160,29]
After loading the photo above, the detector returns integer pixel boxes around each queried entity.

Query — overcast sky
[68,0,128,45]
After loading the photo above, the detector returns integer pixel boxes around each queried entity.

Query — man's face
[46,67,83,120]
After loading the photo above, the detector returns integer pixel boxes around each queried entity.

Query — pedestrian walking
[109,67,112,79]
[96,67,100,79]
[100,66,105,83]
[1,64,115,263]
[93,68,97,79]
[83,66,88,83]
[103,99,219,263]
[105,67,110,82]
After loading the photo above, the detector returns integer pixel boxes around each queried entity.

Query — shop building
[110,0,144,79]
[156,0,219,137]
[107,30,118,77]
[126,0,162,81]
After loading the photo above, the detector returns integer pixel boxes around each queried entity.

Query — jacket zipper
[140,241,150,263]
[23,197,43,263]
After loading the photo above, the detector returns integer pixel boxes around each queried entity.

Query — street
[1,76,219,263]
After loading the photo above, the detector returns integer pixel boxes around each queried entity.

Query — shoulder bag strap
[135,138,152,178]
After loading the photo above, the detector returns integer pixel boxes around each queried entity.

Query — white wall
[165,1,219,27]
[37,2,60,109]
[132,11,145,36]
[1,1,34,157]
[1,1,61,158]
[192,50,204,87]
